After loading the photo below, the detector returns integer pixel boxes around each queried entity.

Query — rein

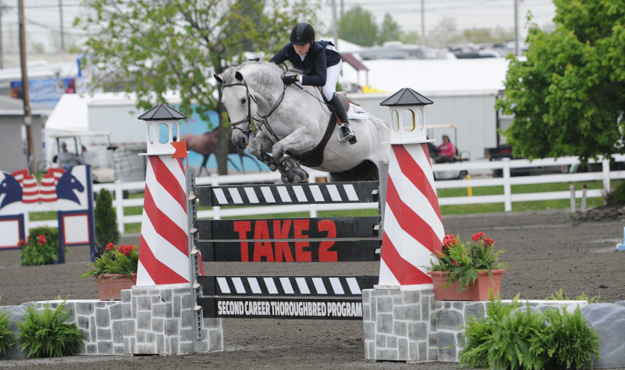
[220,66,292,143]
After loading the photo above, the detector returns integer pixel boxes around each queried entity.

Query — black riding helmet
[290,23,315,45]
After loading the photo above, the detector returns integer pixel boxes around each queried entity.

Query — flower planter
[428,269,505,301]
[96,273,137,301]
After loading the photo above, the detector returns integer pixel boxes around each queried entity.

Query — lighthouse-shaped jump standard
[136,104,192,286]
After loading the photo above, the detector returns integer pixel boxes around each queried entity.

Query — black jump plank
[197,275,379,296]
[198,297,365,320]
[195,239,380,262]
[194,217,380,241]
[194,181,379,207]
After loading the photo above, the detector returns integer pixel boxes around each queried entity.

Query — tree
[75,0,319,175]
[427,17,462,47]
[497,0,625,163]
[338,5,378,47]
[378,12,402,45]
[95,189,119,251]
[401,30,420,45]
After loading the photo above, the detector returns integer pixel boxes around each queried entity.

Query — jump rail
[191,180,382,320]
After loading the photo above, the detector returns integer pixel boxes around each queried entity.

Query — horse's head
[56,171,85,205]
[215,67,257,149]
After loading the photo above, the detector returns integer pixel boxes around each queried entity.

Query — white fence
[27,155,625,235]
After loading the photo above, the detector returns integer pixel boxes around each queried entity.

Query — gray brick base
[363,286,587,363]
[363,286,437,362]
[25,284,224,356]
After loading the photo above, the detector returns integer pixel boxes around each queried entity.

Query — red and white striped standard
[378,143,445,287]
[136,155,190,286]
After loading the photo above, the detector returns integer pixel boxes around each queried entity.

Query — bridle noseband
[220,68,291,143]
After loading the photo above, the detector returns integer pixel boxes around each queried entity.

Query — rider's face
[294,43,311,56]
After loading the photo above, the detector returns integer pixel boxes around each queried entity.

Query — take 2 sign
[194,217,381,262]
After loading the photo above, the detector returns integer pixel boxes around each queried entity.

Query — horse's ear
[214,74,224,84]
[235,72,243,81]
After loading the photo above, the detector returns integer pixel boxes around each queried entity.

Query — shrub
[17,299,84,358]
[612,181,625,205]
[460,296,600,370]
[547,288,601,304]
[0,296,16,356]
[95,189,120,251]
[20,227,60,266]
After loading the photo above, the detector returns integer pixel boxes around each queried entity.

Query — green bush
[612,181,625,204]
[95,189,120,251]
[460,296,600,370]
[17,299,84,358]
[0,296,16,356]
[20,227,60,266]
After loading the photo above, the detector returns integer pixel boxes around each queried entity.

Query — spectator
[436,135,456,163]
[58,142,83,171]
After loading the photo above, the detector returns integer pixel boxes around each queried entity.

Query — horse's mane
[220,61,285,86]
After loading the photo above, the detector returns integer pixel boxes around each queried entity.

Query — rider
[270,23,356,144]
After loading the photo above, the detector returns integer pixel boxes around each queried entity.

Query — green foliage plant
[497,0,625,165]
[612,181,625,205]
[80,243,139,279]
[460,295,600,370]
[547,288,601,304]
[95,189,120,250]
[0,296,16,357]
[337,5,379,47]
[17,299,84,358]
[429,232,508,293]
[20,227,60,266]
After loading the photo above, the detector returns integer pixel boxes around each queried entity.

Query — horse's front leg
[272,129,315,183]
[247,135,279,171]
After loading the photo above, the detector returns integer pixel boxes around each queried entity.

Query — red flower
[17,239,25,247]
[471,232,486,241]
[484,238,494,247]
[37,234,47,246]
[106,243,116,251]
[442,234,456,248]
[453,260,459,267]
[27,236,30,240]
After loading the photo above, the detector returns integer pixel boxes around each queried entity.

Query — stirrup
[338,124,355,144]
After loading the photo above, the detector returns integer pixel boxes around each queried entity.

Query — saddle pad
[315,89,369,120]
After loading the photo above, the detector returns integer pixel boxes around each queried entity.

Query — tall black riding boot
[329,94,356,144]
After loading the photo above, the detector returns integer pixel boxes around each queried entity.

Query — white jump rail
[26,155,625,234]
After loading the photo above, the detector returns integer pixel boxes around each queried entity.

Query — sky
[0,0,557,54]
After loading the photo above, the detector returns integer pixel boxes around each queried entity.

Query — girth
[295,114,338,168]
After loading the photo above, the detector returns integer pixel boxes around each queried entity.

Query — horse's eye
[241,97,247,104]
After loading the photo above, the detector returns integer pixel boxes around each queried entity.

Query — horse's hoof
[349,137,357,145]
[269,164,278,171]
[292,168,309,182]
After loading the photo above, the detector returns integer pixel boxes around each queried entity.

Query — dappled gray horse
[214,61,389,183]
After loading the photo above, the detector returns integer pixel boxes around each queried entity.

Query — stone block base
[362,286,437,362]
[122,284,223,355]
[435,299,588,362]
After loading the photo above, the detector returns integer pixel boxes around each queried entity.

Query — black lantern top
[138,104,187,121]
[380,88,433,106]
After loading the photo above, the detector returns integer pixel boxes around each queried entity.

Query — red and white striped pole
[378,89,445,287]
[136,104,191,286]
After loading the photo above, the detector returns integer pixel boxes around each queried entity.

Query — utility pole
[0,1,3,69]
[514,0,520,56]
[421,0,425,46]
[331,0,338,50]
[18,0,33,173]
[58,0,65,52]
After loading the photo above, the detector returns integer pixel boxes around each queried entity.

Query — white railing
[27,155,625,234]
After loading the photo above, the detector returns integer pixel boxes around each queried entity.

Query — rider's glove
[282,75,298,85]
